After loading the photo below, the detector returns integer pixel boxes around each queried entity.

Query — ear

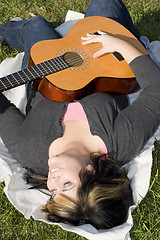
[85,164,95,174]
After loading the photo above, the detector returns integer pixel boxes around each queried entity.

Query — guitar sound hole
[63,52,83,67]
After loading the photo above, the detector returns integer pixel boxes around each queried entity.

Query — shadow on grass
[134,9,160,41]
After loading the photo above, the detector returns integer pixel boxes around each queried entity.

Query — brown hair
[40,153,133,229]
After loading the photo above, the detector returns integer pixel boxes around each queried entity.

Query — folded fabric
[0,10,160,240]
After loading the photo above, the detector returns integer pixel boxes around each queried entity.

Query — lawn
[0,0,160,239]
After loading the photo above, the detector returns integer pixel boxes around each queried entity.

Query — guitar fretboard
[0,55,70,92]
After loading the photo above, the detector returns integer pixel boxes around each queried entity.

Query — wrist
[115,40,144,64]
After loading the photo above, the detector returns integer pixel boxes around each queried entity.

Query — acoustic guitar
[0,16,147,102]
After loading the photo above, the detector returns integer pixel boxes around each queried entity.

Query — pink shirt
[62,102,107,154]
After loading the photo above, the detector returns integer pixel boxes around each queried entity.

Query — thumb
[94,48,106,58]
[98,30,107,35]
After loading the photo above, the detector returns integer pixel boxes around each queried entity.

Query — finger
[82,39,94,45]
[81,36,102,45]
[81,36,93,40]
[81,34,99,40]
[98,30,107,35]
[82,38,101,45]
[94,49,107,58]
[87,33,94,36]
[81,33,95,40]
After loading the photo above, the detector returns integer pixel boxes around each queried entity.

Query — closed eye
[51,182,75,197]
[63,181,75,190]
[63,184,75,192]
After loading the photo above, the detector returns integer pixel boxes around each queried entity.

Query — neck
[49,120,103,158]
[49,137,90,158]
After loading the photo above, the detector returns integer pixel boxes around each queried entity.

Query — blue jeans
[0,0,139,70]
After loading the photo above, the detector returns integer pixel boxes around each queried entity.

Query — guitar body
[29,16,147,102]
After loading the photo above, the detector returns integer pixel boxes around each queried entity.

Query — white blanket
[0,11,160,240]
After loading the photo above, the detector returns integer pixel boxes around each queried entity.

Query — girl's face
[47,151,85,201]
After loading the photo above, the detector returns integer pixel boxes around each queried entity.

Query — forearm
[114,39,145,64]
[114,55,160,164]
[129,54,160,88]
[0,93,25,143]
[0,92,13,113]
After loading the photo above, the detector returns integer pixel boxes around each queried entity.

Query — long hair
[25,153,133,229]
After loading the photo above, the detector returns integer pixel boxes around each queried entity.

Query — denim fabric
[85,0,140,39]
[0,0,139,70]
[0,17,62,69]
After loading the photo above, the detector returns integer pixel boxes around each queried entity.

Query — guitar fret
[39,62,52,75]
[12,72,26,86]
[57,56,69,68]
[17,72,25,82]
[21,69,32,81]
[6,76,14,87]
[51,58,64,71]
[33,65,46,77]
[29,66,40,77]
[45,60,57,72]
[12,74,21,84]
[42,62,51,72]
[4,74,19,88]
[0,55,70,92]
[49,56,69,72]
[0,78,8,90]
[28,68,38,79]
[49,59,61,71]
[0,72,27,91]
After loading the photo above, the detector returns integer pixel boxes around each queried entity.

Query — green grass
[0,0,160,239]
[0,184,85,240]
[131,141,160,239]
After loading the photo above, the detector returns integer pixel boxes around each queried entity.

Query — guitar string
[0,74,22,89]
[45,60,58,73]
[1,69,35,89]
[1,69,44,89]
[0,79,7,89]
[32,64,47,78]
[0,45,103,90]
[0,69,39,89]
[59,45,103,66]
[1,65,55,89]
[50,58,67,71]
[47,58,65,71]
[41,61,54,74]
[0,53,92,90]
[12,73,23,84]
[0,56,70,90]
[21,69,33,81]
[53,47,102,68]
[5,76,14,87]
[1,66,42,88]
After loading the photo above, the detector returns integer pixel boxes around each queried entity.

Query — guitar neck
[0,55,70,92]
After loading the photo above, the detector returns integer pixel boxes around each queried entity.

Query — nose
[50,174,60,180]
[47,174,62,191]
[49,174,61,185]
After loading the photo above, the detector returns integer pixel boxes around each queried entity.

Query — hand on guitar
[81,30,146,64]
